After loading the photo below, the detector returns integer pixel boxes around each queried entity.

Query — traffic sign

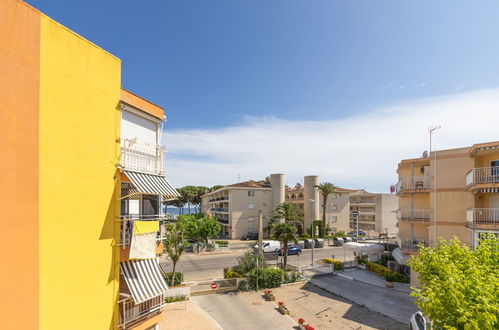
[351,210,361,216]
[211,282,218,289]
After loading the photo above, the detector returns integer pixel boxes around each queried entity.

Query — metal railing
[120,139,165,175]
[466,167,499,187]
[397,209,432,221]
[396,175,430,193]
[118,295,163,329]
[400,239,429,251]
[466,208,499,227]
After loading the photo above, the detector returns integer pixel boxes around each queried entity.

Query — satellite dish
[422,150,428,158]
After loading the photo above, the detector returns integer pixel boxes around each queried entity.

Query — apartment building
[349,190,398,235]
[285,178,354,234]
[201,174,285,239]
[0,1,178,328]
[396,141,499,284]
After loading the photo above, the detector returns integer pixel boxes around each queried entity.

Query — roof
[469,141,499,156]
[285,187,356,193]
[121,88,165,120]
[226,180,271,188]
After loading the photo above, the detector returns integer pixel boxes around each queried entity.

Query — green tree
[408,234,499,329]
[234,251,266,276]
[210,185,224,192]
[163,222,186,286]
[270,202,304,234]
[314,182,342,227]
[180,214,221,252]
[274,222,298,268]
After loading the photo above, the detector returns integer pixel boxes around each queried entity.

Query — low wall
[165,286,190,298]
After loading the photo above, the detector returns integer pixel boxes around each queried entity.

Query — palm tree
[274,222,298,268]
[314,182,342,227]
[270,202,304,234]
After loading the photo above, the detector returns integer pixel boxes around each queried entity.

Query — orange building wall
[0,0,40,329]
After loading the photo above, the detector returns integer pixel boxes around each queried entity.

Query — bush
[356,256,368,265]
[334,230,346,238]
[299,233,311,239]
[224,271,242,279]
[234,251,266,276]
[367,262,405,283]
[238,280,249,291]
[164,295,186,303]
[284,271,302,283]
[164,272,183,286]
[378,253,395,267]
[249,267,285,289]
[322,258,343,271]
[215,240,229,247]
[384,273,404,282]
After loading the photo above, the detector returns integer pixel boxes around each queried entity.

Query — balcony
[120,139,165,175]
[466,208,499,228]
[466,167,499,190]
[118,295,163,329]
[396,175,430,194]
[350,200,376,206]
[397,209,432,222]
[210,207,228,213]
[209,196,229,202]
[400,239,429,251]
[118,215,168,247]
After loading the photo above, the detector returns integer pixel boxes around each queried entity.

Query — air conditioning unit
[387,260,397,271]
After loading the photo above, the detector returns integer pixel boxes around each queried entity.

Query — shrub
[299,233,311,239]
[224,271,242,279]
[164,295,186,303]
[249,267,285,289]
[335,230,346,238]
[322,258,343,271]
[235,251,266,276]
[164,272,183,286]
[384,273,404,282]
[215,240,229,247]
[367,262,405,283]
[238,280,249,291]
[379,253,395,267]
[284,271,301,283]
[356,256,368,265]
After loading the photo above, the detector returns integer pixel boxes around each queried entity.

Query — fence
[190,278,240,296]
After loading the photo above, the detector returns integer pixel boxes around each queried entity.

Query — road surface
[160,246,354,281]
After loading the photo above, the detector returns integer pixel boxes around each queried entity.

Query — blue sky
[26,0,499,190]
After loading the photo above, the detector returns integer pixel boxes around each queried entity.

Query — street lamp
[309,199,315,267]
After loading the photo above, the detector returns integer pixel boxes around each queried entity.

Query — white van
[253,240,281,253]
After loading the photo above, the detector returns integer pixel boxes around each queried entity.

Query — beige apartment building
[201,174,285,239]
[349,189,398,235]
[286,186,398,236]
[396,141,499,283]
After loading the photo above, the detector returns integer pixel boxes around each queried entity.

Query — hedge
[224,270,243,279]
[249,267,285,289]
[164,272,183,286]
[366,262,405,282]
[215,240,229,247]
[322,258,343,271]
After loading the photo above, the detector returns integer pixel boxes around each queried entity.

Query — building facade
[396,141,499,284]
[349,189,398,235]
[0,1,178,328]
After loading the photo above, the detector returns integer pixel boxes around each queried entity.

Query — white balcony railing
[397,209,432,221]
[466,167,499,187]
[396,175,430,193]
[118,295,163,329]
[120,139,165,175]
[400,239,429,251]
[466,208,499,227]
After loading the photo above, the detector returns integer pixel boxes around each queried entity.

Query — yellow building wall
[474,153,499,167]
[39,15,121,330]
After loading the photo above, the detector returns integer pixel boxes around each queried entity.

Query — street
[160,246,355,281]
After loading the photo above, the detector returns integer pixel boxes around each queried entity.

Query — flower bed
[297,318,315,330]
[321,258,343,271]
[278,301,289,315]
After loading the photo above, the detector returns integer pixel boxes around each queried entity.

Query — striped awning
[123,170,180,199]
[120,258,168,304]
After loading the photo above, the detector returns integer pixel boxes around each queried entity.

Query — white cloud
[163,88,499,192]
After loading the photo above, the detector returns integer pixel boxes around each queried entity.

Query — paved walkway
[160,301,222,330]
[193,292,296,329]
[310,274,418,324]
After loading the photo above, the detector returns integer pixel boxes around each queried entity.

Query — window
[330,205,337,211]
[142,195,159,216]
[248,217,255,222]
[248,191,255,197]
[248,203,254,209]
[331,216,337,223]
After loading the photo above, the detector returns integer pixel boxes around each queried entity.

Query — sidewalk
[160,301,222,330]
[337,269,412,293]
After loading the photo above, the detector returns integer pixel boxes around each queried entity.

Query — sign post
[351,210,361,241]
[211,282,218,290]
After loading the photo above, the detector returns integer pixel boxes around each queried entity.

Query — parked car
[242,232,258,240]
[276,244,302,256]
[253,240,281,253]
[410,312,430,330]
[347,230,366,237]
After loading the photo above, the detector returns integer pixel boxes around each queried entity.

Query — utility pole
[309,199,315,267]
[258,210,263,256]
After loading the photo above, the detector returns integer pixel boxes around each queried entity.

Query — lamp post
[309,199,315,267]
[429,125,441,245]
